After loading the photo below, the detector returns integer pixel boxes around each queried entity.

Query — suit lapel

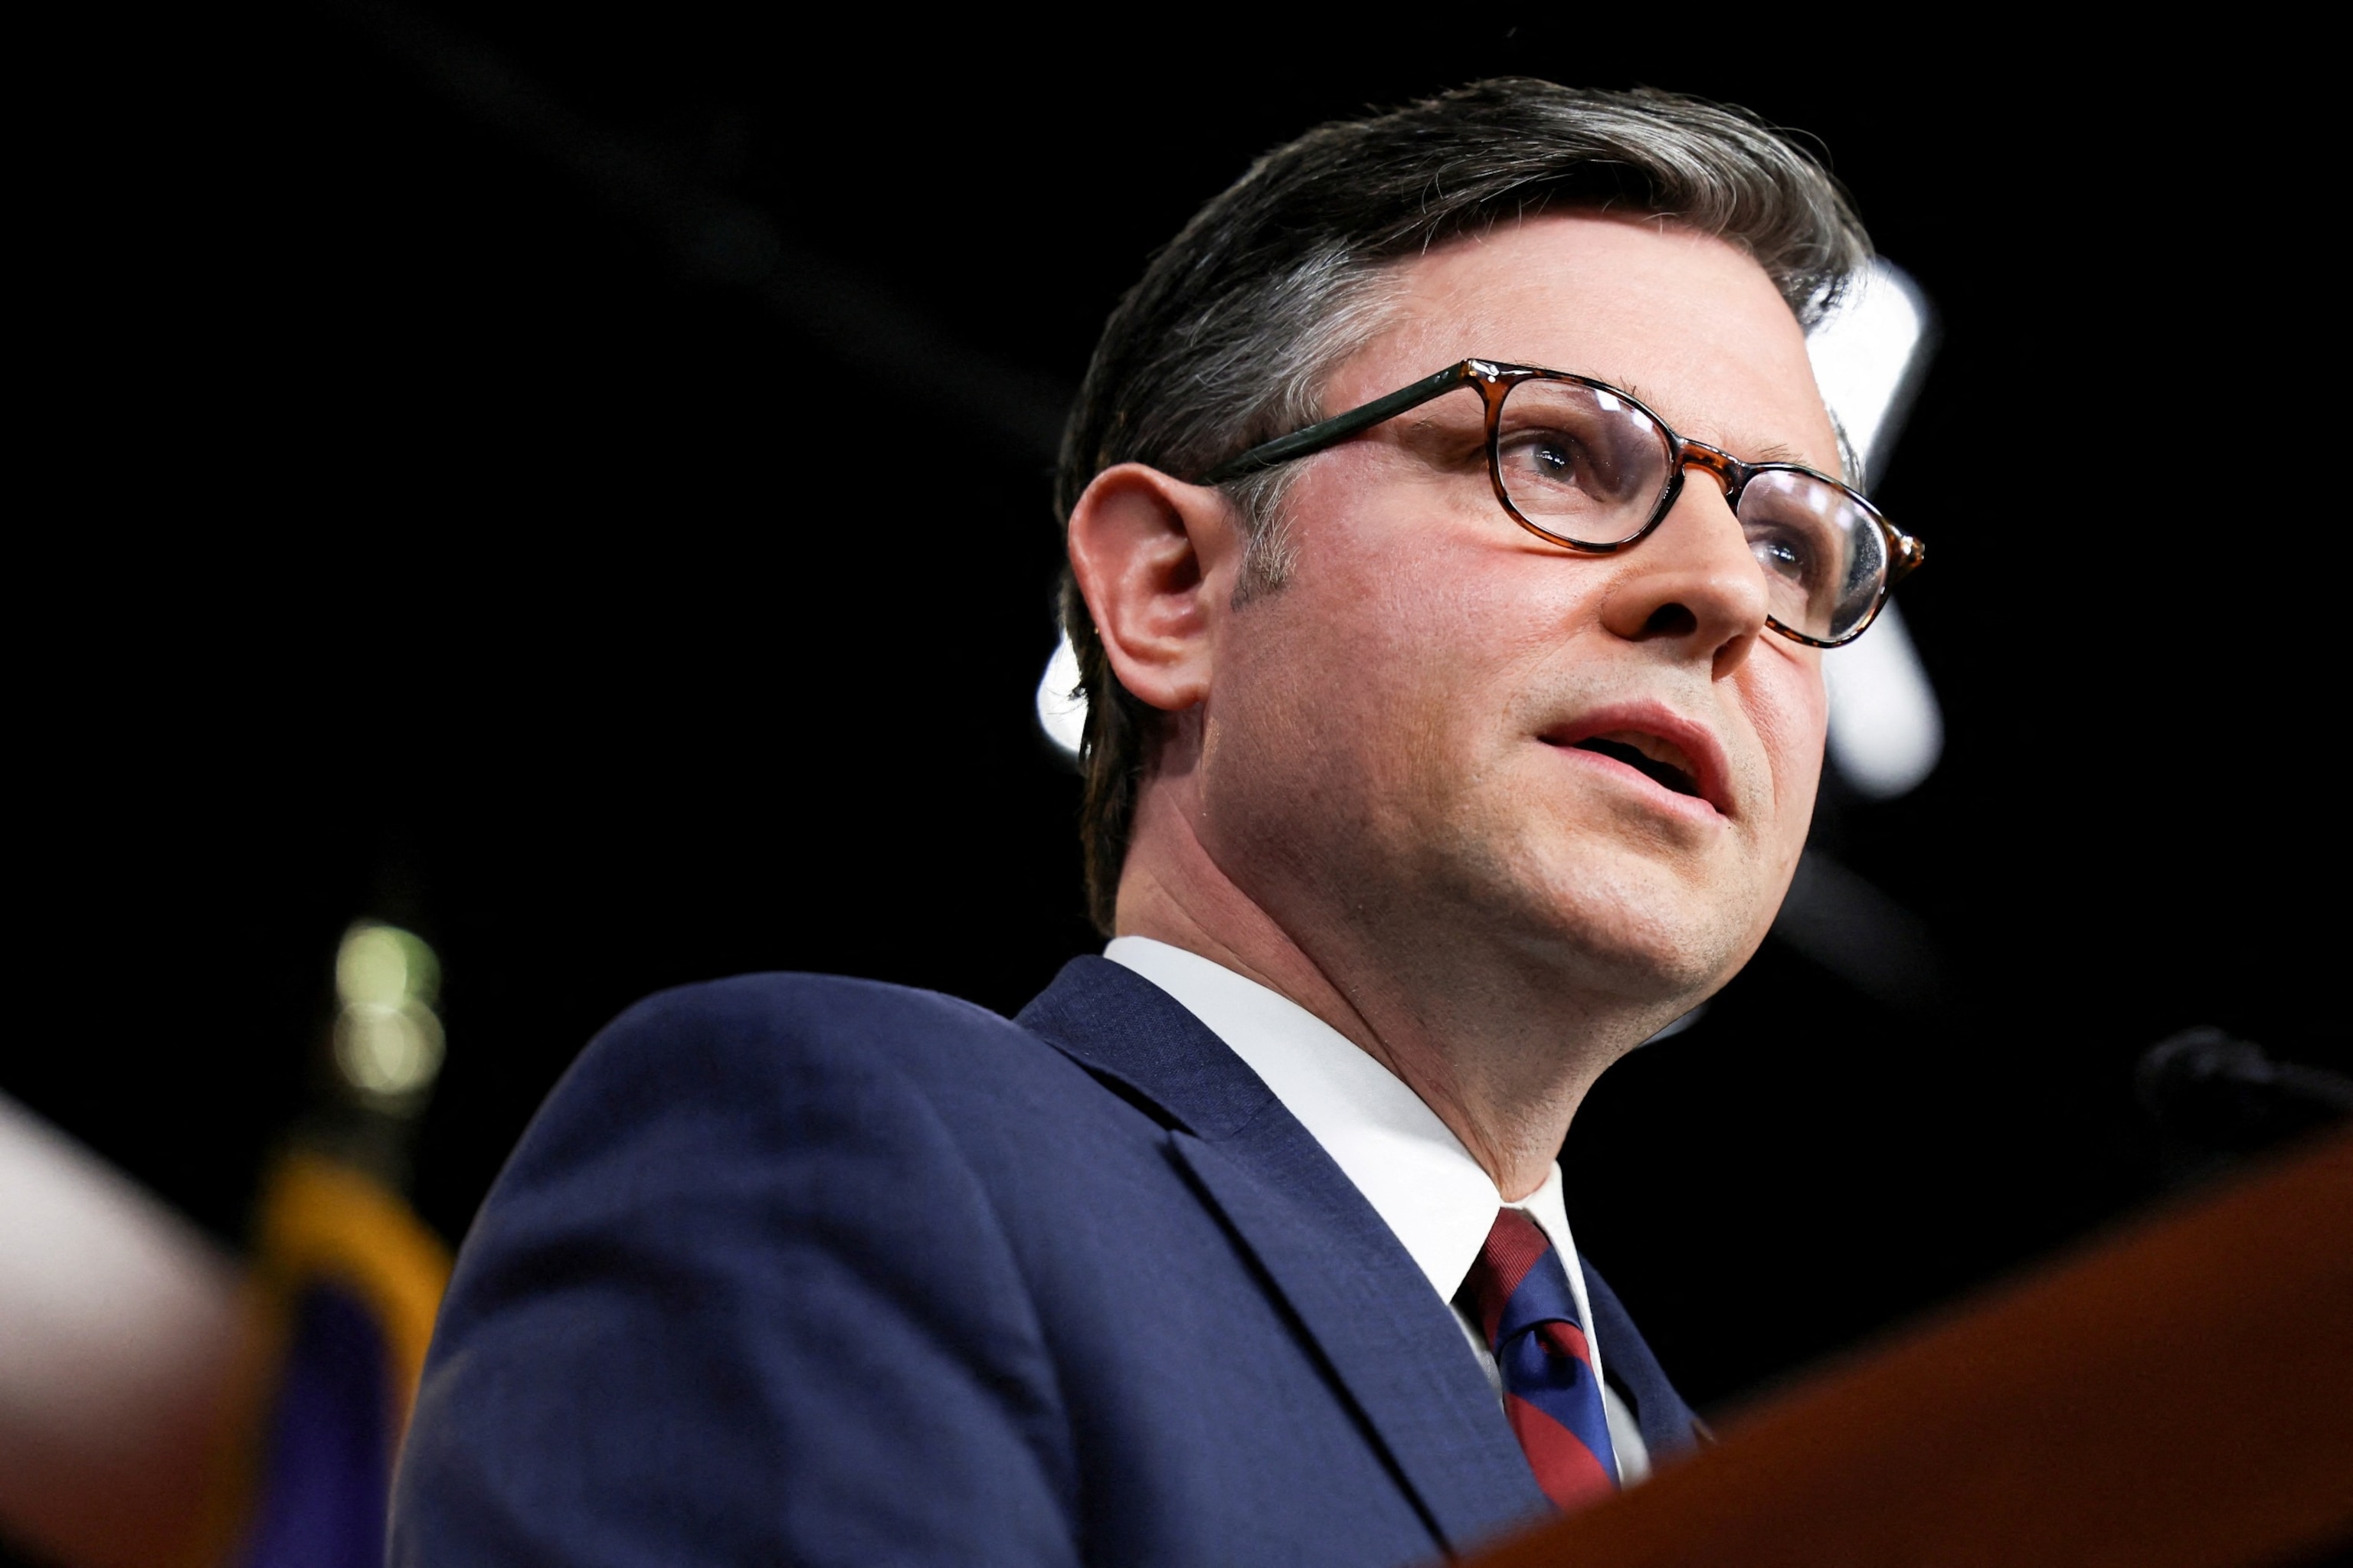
[1583,1259,1703,1460]
[1019,959,1549,1553]
[1170,1126,1550,1551]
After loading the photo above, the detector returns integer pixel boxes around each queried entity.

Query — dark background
[19,9,2335,1414]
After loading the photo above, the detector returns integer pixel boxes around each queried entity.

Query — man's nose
[1595,471,1774,675]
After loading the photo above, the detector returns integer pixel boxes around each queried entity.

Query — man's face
[1192,213,1838,1015]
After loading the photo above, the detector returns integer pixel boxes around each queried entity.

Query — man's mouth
[1569,732,1703,800]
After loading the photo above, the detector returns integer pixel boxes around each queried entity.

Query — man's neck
[1114,780,1674,1202]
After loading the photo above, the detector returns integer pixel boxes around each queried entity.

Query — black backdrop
[20,10,2335,1414]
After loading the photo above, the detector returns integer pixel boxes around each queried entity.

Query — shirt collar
[1102,936,1597,1344]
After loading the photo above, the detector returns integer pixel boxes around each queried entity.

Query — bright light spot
[335,921,439,1010]
[332,922,445,1102]
[1824,601,1943,799]
[1808,257,1932,484]
[1036,633,1087,758]
[1808,259,1943,799]
[333,1000,447,1099]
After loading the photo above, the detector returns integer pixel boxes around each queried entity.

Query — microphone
[2136,1027,2351,1184]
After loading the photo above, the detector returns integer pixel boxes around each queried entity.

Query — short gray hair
[1055,79,1872,933]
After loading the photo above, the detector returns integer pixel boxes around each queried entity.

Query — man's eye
[1499,430,1589,486]
[1749,532,1815,586]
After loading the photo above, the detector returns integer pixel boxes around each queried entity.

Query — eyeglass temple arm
[1195,363,1474,484]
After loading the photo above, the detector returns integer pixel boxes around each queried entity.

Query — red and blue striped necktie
[1457,1207,1620,1511]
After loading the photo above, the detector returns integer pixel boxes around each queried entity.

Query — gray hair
[1055,79,1873,933]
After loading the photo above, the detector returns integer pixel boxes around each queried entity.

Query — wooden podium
[1468,1131,2353,1568]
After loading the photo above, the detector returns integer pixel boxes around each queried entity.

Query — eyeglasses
[1196,358,1926,648]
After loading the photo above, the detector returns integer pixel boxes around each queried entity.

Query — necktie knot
[1457,1207,1619,1511]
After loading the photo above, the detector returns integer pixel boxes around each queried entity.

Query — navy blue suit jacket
[391,957,1699,1566]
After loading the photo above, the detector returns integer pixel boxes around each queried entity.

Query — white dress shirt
[1105,936,1651,1482]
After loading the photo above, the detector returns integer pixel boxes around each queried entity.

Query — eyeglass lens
[1491,378,1889,643]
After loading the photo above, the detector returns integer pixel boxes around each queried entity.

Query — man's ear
[1065,463,1244,715]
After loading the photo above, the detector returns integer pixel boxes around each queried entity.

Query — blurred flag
[228,1150,450,1568]
[1,921,450,1568]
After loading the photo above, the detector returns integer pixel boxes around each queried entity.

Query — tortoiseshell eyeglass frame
[1195,358,1926,649]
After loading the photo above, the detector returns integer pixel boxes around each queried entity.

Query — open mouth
[1570,733,1703,800]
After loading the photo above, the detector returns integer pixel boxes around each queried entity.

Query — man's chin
[1497,850,1764,1001]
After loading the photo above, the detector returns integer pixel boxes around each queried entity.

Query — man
[392,79,1918,1566]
